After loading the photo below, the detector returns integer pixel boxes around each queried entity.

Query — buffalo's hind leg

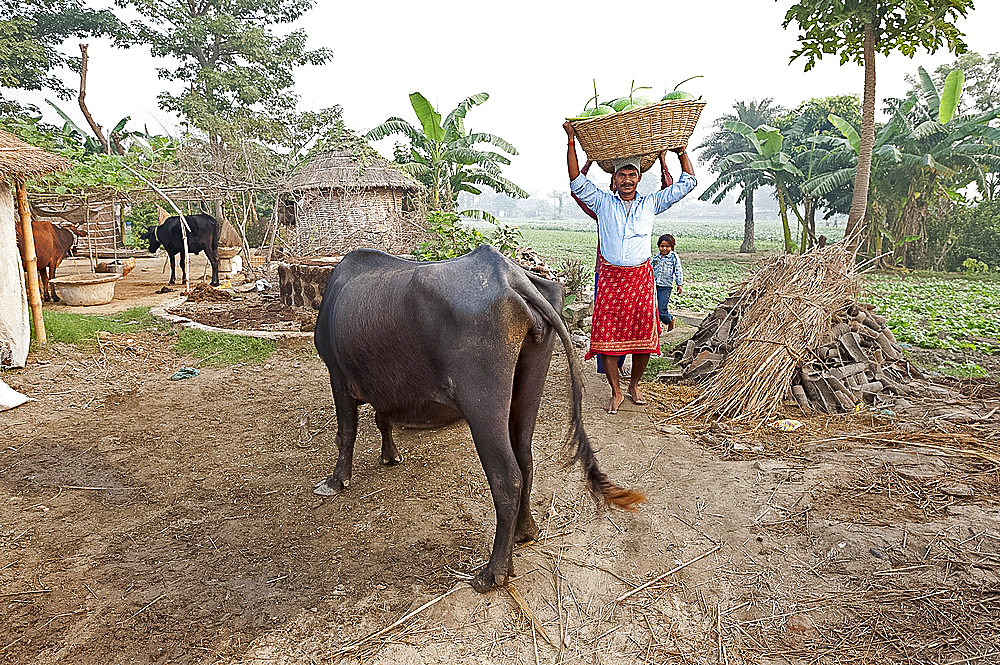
[465,408,522,593]
[314,377,360,496]
[375,411,403,466]
[509,338,553,546]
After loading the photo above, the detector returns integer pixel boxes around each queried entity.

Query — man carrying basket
[563,121,696,414]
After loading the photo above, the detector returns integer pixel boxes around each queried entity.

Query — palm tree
[700,122,805,254]
[697,99,784,252]
[777,97,861,249]
[365,92,527,217]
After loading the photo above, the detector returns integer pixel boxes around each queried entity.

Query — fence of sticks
[670,244,920,422]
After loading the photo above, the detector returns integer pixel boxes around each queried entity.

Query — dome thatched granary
[279,150,424,256]
[1,130,68,368]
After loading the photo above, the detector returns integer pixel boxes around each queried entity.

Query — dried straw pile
[674,244,865,422]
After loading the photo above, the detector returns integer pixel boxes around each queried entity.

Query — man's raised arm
[564,121,581,180]
[673,145,695,177]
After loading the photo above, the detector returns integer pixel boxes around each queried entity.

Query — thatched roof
[285,150,422,192]
[0,129,69,184]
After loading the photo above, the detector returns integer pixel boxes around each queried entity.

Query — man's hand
[563,121,576,139]
[672,145,694,177]
[677,285,683,295]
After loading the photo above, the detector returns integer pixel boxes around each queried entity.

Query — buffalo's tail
[515,275,646,512]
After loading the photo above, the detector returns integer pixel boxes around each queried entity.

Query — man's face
[614,167,640,198]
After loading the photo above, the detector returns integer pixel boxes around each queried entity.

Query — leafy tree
[0,0,122,112]
[776,95,863,241]
[4,112,179,196]
[928,198,1000,271]
[365,92,528,218]
[783,0,974,249]
[115,0,332,148]
[697,98,784,253]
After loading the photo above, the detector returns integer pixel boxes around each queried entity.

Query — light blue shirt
[651,251,683,287]
[570,171,696,266]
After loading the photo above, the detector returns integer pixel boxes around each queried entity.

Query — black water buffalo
[146,213,220,286]
[313,245,644,592]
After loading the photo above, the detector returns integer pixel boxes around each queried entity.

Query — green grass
[32,307,172,346]
[937,360,989,379]
[30,306,278,367]
[174,328,276,367]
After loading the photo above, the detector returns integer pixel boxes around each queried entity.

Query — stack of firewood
[668,244,920,421]
[674,299,919,414]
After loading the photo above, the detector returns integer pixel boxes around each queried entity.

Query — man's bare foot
[626,388,647,406]
[607,394,625,414]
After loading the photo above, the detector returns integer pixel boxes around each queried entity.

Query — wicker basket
[571,99,706,173]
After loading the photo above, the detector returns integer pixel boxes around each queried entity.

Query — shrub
[928,199,1000,272]
[962,258,990,274]
[413,210,521,261]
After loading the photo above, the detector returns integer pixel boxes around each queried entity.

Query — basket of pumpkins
[567,77,706,173]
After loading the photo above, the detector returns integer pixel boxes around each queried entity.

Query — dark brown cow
[14,220,86,301]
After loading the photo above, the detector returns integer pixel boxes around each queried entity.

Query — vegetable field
[515,219,1000,377]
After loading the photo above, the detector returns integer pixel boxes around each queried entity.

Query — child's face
[658,241,674,255]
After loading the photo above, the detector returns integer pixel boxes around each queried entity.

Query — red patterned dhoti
[586,258,661,361]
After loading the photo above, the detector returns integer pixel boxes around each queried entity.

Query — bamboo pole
[16,182,45,344]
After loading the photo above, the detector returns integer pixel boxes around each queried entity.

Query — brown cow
[15,220,86,302]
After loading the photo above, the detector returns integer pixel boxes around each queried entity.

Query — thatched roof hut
[1,130,68,369]
[286,150,423,192]
[0,129,69,184]
[279,150,424,256]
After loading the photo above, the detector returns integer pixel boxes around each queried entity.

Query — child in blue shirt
[651,233,683,331]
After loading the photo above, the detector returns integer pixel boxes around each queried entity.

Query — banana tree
[700,121,805,253]
[365,92,527,220]
[804,67,1000,266]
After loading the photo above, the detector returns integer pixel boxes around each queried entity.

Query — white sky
[10,1,1000,197]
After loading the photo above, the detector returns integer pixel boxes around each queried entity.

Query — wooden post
[16,182,45,344]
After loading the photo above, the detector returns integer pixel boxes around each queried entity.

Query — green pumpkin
[661,91,696,101]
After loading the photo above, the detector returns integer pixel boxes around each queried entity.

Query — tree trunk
[77,43,110,154]
[777,186,795,254]
[846,23,877,252]
[739,188,755,253]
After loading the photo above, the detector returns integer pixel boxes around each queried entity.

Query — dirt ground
[3,262,1000,664]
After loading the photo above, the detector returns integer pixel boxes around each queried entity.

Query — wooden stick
[615,544,723,603]
[507,581,556,649]
[0,589,52,598]
[16,182,45,343]
[119,592,165,624]
[334,583,467,655]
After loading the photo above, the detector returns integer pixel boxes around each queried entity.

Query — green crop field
[505,218,1000,364]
